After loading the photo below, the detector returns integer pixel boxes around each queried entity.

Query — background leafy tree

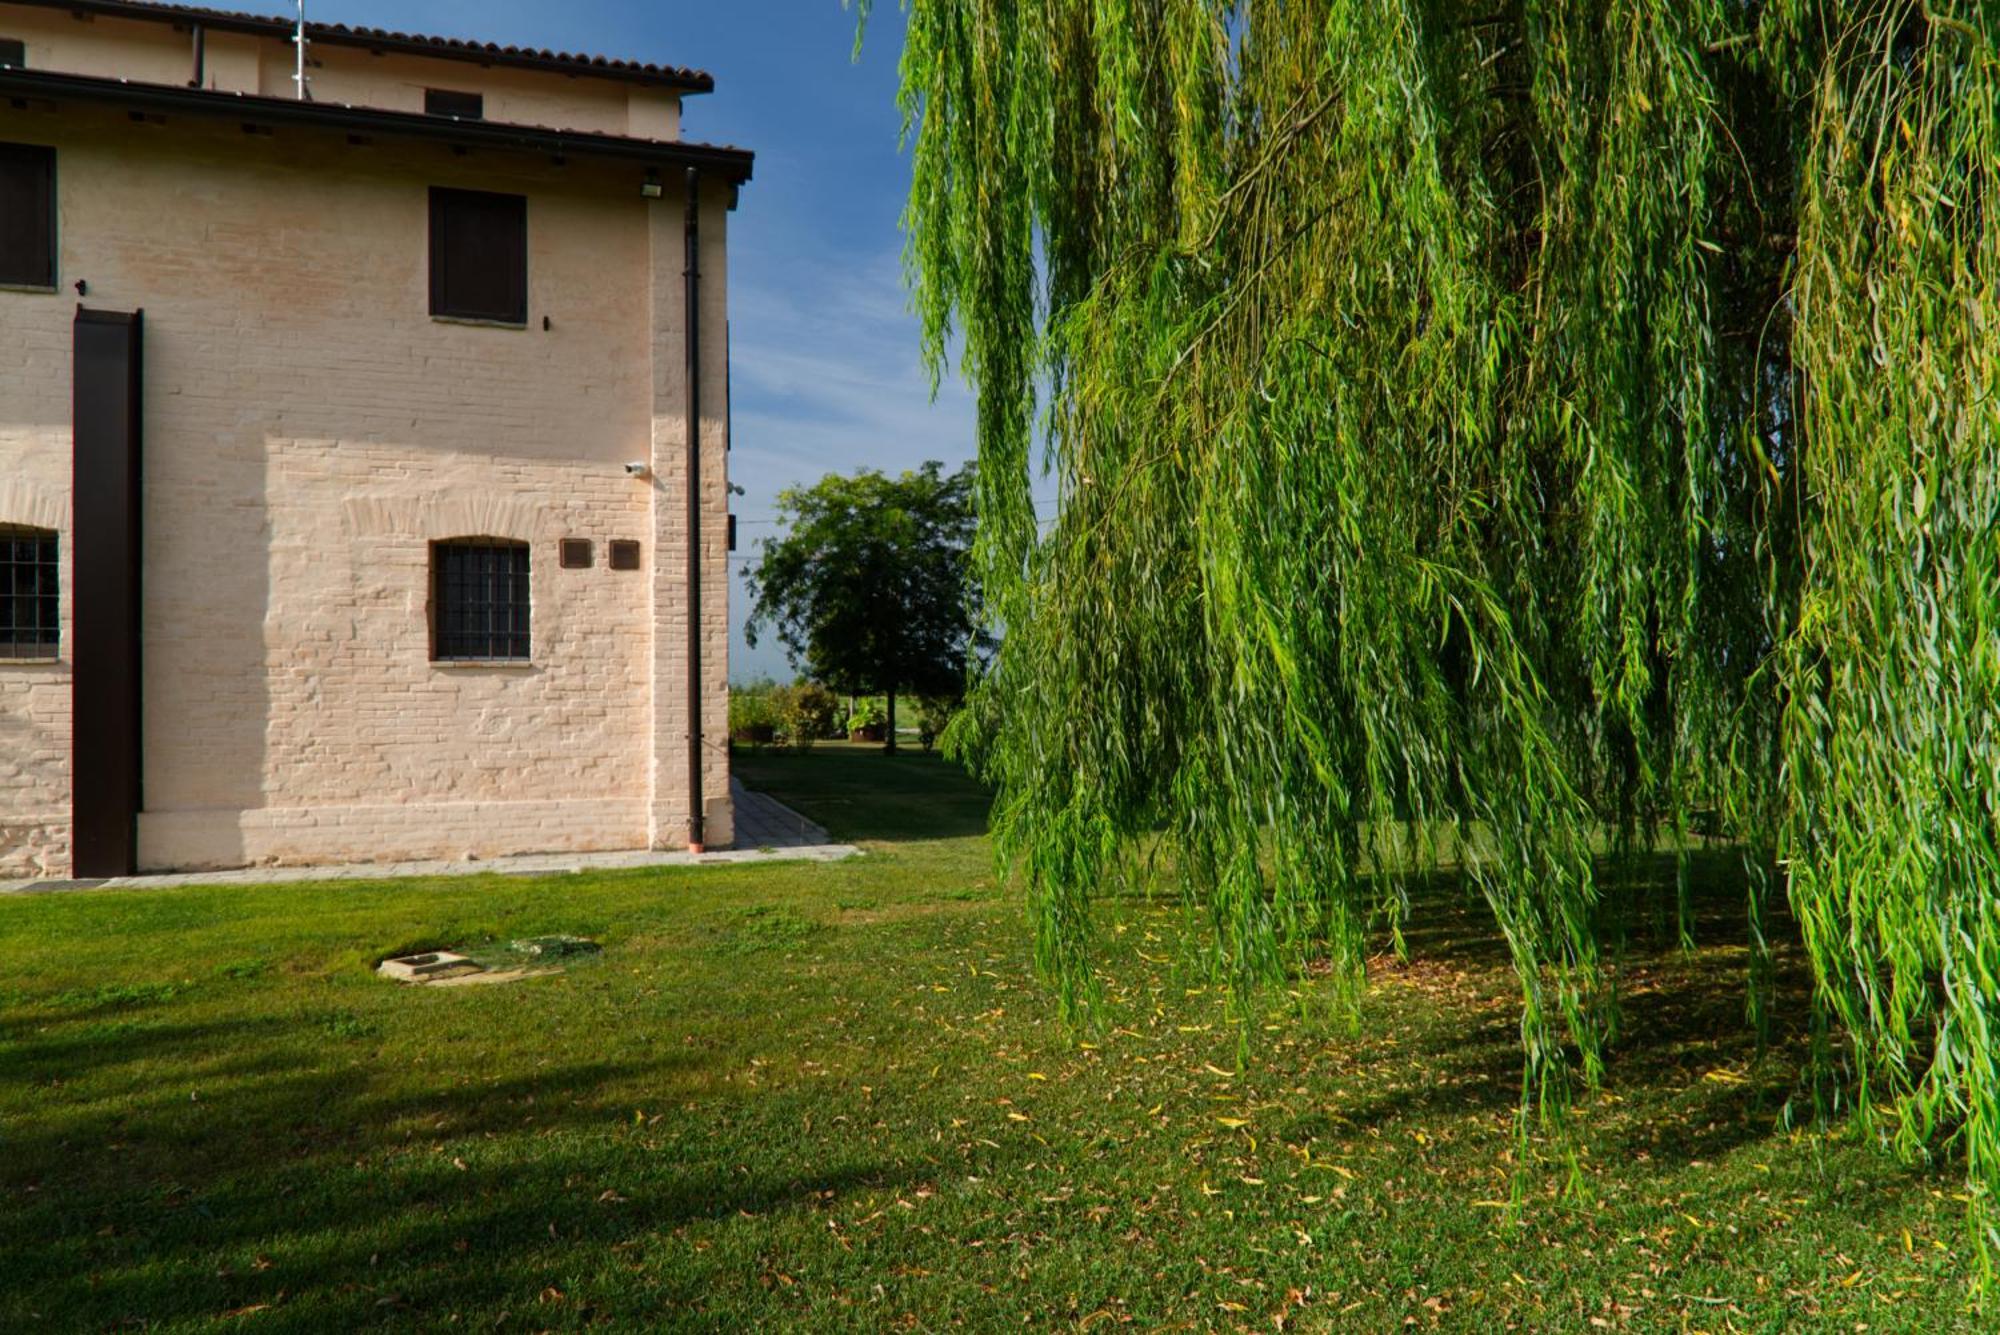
[865,0,2000,1261]
[745,462,982,752]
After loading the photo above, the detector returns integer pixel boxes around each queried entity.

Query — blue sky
[234,0,979,680]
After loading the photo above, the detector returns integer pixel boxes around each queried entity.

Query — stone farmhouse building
[0,0,750,879]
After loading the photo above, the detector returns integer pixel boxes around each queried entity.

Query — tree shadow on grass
[1319,969,1805,1143]
[25,1128,917,1327]
[1261,848,1838,1177]
[1382,846,1785,970]
[0,1022,931,1327]
[0,1012,258,1080]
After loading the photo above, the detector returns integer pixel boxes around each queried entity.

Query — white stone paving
[732,777,838,851]
[0,779,857,896]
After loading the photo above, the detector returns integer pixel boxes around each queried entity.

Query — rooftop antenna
[292,0,311,101]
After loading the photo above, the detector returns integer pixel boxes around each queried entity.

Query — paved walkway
[0,779,856,896]
[732,777,837,850]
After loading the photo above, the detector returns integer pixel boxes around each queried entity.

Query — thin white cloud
[725,244,978,679]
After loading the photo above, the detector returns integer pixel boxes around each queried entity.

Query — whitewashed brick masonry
[0,2,738,875]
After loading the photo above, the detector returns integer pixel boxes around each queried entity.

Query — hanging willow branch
[871,0,2000,1268]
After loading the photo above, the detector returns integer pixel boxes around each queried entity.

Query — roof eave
[0,66,755,181]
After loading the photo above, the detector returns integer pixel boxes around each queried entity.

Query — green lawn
[0,748,1979,1330]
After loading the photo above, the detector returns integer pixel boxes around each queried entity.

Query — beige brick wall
[0,149,74,874]
[139,799,651,872]
[647,175,735,852]
[0,4,189,88]
[0,4,680,139]
[0,90,732,875]
[0,477,71,879]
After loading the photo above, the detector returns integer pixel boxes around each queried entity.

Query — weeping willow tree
[862,0,2000,1263]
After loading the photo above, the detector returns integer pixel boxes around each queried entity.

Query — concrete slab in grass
[377,952,483,983]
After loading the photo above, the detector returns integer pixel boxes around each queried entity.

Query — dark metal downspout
[189,24,205,89]
[684,168,705,854]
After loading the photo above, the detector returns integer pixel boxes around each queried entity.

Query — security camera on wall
[625,462,651,479]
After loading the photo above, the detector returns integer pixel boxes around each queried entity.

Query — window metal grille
[431,540,530,661]
[0,526,58,659]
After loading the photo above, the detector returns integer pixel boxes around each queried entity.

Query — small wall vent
[425,88,484,120]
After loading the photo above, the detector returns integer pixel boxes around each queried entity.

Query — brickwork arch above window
[342,493,545,544]
[0,478,70,533]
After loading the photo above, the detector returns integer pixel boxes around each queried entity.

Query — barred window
[431,539,530,662]
[0,525,58,659]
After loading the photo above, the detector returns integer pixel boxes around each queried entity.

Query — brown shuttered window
[429,187,526,325]
[424,89,483,120]
[0,142,55,290]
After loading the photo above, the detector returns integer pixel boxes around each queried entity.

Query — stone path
[731,776,837,850]
[0,779,856,896]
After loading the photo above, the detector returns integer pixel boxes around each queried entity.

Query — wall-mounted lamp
[640,170,663,199]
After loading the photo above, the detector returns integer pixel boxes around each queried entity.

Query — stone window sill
[431,314,527,331]
[0,283,59,296]
[430,659,534,670]
[0,656,64,666]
